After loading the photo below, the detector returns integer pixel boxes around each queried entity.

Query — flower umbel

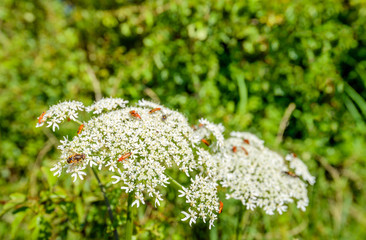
[192,118,225,152]
[180,175,219,229]
[214,132,315,215]
[40,98,222,228]
[86,97,128,114]
[36,100,84,130]
[37,98,314,229]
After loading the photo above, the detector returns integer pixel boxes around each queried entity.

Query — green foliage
[1,0,366,239]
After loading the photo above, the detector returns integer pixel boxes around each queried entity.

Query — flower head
[285,153,316,185]
[86,97,128,114]
[36,100,84,130]
[180,175,220,229]
[192,118,225,152]
[214,132,315,214]
[43,98,222,228]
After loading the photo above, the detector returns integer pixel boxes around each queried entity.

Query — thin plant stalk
[236,204,245,240]
[91,167,119,240]
[209,223,218,240]
[166,173,184,189]
[74,119,83,125]
[126,192,134,240]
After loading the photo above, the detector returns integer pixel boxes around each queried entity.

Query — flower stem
[91,167,119,240]
[74,119,83,125]
[166,173,184,189]
[126,192,134,240]
[236,204,245,240]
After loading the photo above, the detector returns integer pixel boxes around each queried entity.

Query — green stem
[73,119,83,125]
[209,223,218,240]
[126,192,134,240]
[236,204,245,240]
[91,167,119,240]
[166,173,184,189]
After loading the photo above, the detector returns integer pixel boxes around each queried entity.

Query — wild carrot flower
[192,118,225,152]
[86,97,129,114]
[37,98,221,228]
[36,100,85,130]
[179,174,220,229]
[214,132,315,214]
[285,153,316,185]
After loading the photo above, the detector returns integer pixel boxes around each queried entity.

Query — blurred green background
[1,0,366,239]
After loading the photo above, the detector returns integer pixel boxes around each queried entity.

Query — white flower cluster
[36,100,85,131]
[179,175,219,229]
[214,132,315,214]
[37,98,315,228]
[230,131,265,149]
[285,153,316,185]
[192,118,225,151]
[86,97,129,114]
[41,98,220,228]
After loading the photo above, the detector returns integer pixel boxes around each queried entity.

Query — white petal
[155,198,160,208]
[111,176,121,184]
[189,217,196,226]
[181,211,190,222]
[209,221,215,230]
[71,173,77,182]
[178,190,186,197]
[78,171,86,180]
[131,200,140,208]
[52,123,59,132]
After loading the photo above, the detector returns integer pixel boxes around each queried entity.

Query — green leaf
[344,83,366,119]
[0,202,18,217]
[30,215,41,240]
[343,95,363,122]
[75,198,84,227]
[10,193,26,203]
[11,210,28,238]
[0,193,27,216]
[355,61,366,88]
[12,206,29,214]
[230,65,247,115]
[41,166,57,188]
